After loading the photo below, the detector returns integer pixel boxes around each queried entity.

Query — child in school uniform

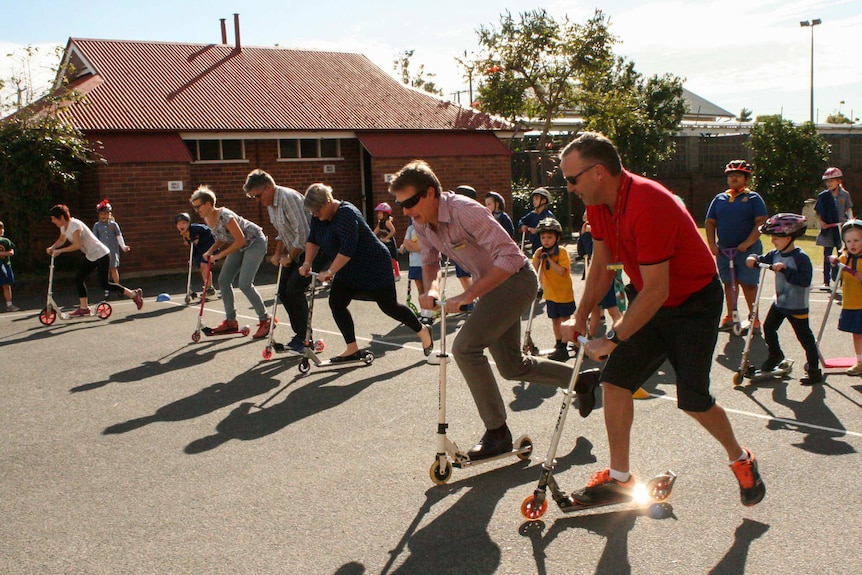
[830,219,862,376]
[0,221,19,311]
[532,217,575,361]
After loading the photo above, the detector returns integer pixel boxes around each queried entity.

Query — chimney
[233,13,241,51]
[220,19,227,44]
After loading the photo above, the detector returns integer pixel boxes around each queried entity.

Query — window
[184,139,246,162]
[278,138,341,160]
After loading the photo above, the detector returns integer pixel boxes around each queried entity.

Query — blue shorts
[408,265,422,281]
[0,262,13,285]
[717,246,761,285]
[599,285,617,309]
[601,276,722,412]
[546,300,575,319]
[838,308,862,334]
[455,263,472,278]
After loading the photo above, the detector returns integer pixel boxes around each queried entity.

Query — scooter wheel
[520,494,548,521]
[732,372,744,387]
[191,331,201,343]
[39,307,57,326]
[429,459,452,485]
[240,326,251,336]
[298,359,311,374]
[262,347,273,360]
[515,437,533,461]
[314,339,325,353]
[96,302,112,319]
[646,473,676,502]
[362,351,375,365]
[184,295,192,305]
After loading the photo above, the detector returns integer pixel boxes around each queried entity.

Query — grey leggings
[218,238,268,322]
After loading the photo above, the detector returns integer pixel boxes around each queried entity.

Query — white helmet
[822,167,843,180]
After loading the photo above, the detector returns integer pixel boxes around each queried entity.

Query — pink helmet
[374,202,392,214]
[759,213,807,238]
[822,167,843,180]
[96,199,112,213]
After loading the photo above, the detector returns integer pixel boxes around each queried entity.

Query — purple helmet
[759,213,807,238]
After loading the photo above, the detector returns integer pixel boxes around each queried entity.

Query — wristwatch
[606,329,623,344]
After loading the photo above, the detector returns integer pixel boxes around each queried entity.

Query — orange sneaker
[718,316,733,331]
[730,447,766,506]
[752,319,762,335]
[253,316,276,339]
[570,469,636,505]
[209,319,239,334]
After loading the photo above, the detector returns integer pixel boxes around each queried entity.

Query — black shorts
[601,275,722,412]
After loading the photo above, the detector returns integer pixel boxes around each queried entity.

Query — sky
[1,0,861,123]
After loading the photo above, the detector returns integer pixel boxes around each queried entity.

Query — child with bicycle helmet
[828,219,862,375]
[518,187,555,255]
[815,167,854,290]
[745,213,821,384]
[92,199,131,299]
[484,191,515,238]
[532,217,575,361]
[373,202,400,280]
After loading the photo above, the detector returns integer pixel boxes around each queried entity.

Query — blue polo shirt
[705,189,767,248]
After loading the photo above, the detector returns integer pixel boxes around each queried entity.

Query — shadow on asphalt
[740,381,856,455]
[367,436,598,575]
[182,359,426,454]
[707,518,771,575]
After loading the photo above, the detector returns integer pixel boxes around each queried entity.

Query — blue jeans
[218,238,268,322]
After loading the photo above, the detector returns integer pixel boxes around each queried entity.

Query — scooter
[262,265,325,360]
[39,255,112,325]
[816,258,856,369]
[296,272,372,373]
[721,247,749,336]
[183,242,198,305]
[522,258,544,356]
[429,260,533,485]
[192,258,250,342]
[733,263,788,386]
[520,335,676,520]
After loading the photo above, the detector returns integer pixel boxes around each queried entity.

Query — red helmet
[96,199,112,213]
[759,213,807,238]
[724,160,753,175]
[374,202,392,214]
[822,167,843,180]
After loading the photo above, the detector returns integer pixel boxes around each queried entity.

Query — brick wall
[76,137,511,276]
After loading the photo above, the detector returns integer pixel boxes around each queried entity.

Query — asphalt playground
[1,257,860,575]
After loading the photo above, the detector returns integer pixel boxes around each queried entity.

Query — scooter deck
[451,439,533,469]
[747,360,794,382]
[202,325,250,337]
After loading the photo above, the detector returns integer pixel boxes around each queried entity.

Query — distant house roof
[681,88,734,120]
[56,38,510,133]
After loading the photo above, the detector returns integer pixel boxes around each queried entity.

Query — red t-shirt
[587,170,716,307]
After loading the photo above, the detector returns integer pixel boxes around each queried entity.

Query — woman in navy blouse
[300,183,433,362]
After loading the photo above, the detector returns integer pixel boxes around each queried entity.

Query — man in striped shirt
[389,160,579,462]
[244,169,327,353]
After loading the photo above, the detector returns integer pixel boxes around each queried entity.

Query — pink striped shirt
[415,191,528,280]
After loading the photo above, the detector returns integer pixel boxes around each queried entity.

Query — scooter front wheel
[732,372,744,387]
[191,331,201,343]
[298,358,311,374]
[39,307,57,326]
[96,302,112,319]
[520,494,548,521]
[262,346,273,360]
[429,459,452,485]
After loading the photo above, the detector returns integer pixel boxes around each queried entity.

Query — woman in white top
[46,204,143,316]
[190,186,272,338]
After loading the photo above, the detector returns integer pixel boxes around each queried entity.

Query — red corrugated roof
[59,39,510,133]
[87,132,193,163]
[357,131,510,158]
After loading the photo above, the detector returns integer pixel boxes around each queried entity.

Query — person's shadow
[71,339,248,392]
[184,361,425,454]
[102,359,297,435]
[766,381,856,455]
[706,518,771,574]
[372,436,598,575]
[716,335,768,373]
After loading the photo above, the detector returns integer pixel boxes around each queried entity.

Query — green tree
[393,50,443,96]
[737,108,753,122]
[0,48,95,270]
[475,9,616,151]
[579,57,686,175]
[825,111,854,125]
[747,117,830,213]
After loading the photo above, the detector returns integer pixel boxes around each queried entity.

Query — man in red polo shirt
[560,132,765,507]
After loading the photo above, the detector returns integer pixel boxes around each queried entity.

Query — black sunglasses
[565,163,599,186]
[395,189,427,210]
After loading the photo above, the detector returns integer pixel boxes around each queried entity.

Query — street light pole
[800,18,822,124]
